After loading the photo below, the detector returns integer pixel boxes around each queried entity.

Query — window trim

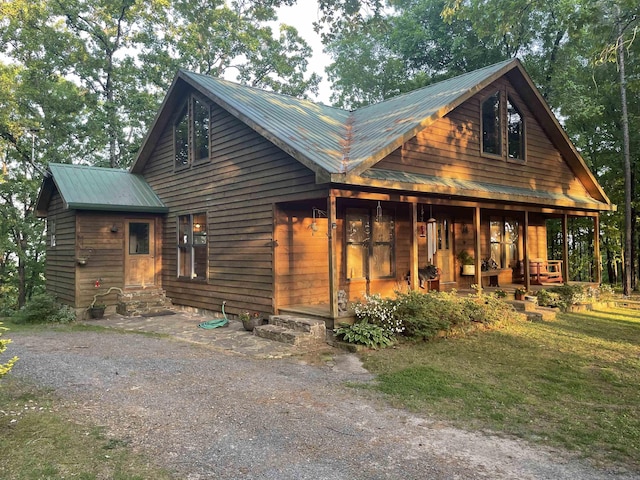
[506,96,526,162]
[173,95,211,171]
[177,213,208,281]
[480,89,527,163]
[480,91,503,159]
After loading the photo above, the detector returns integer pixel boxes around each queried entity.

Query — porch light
[310,207,327,235]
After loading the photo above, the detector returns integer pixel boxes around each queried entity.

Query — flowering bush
[354,294,404,334]
[0,322,18,378]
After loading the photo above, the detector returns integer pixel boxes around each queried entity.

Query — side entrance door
[125,219,155,287]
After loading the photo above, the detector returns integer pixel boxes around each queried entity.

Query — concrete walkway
[82,310,334,359]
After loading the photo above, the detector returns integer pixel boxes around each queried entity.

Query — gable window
[481,92,502,156]
[178,213,207,280]
[507,97,525,160]
[48,217,56,248]
[174,96,210,169]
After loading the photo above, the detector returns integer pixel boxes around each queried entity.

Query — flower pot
[242,317,264,331]
[462,264,475,276]
[89,306,106,319]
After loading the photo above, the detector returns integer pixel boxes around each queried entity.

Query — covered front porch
[274,190,602,322]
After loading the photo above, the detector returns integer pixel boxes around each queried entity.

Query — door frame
[124,218,156,288]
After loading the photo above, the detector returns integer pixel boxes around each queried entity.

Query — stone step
[254,324,325,347]
[253,315,327,347]
[269,315,326,335]
[525,307,557,322]
[116,288,173,316]
[507,299,538,312]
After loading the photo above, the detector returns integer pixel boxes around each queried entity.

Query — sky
[274,0,333,104]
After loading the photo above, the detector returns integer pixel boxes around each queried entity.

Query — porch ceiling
[352,168,614,212]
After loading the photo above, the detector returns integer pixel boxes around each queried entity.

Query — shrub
[0,322,18,378]
[12,294,76,324]
[353,294,404,334]
[334,321,396,349]
[535,289,561,308]
[394,290,456,340]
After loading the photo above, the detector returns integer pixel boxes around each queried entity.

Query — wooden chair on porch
[530,260,563,285]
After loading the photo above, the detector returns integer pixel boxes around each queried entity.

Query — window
[345,208,395,280]
[174,96,210,169]
[482,92,502,156]
[178,213,207,279]
[48,217,56,248]
[507,97,525,160]
[128,223,150,254]
[490,218,519,268]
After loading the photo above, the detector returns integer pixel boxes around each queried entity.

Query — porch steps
[254,315,326,348]
[116,288,173,316]
[508,299,557,322]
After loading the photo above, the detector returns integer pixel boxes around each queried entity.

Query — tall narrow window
[174,105,189,168]
[193,99,210,161]
[48,217,56,248]
[490,218,519,268]
[507,97,525,160]
[178,213,207,280]
[482,92,502,156]
[174,96,210,169]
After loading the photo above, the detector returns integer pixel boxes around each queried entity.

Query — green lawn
[360,306,640,469]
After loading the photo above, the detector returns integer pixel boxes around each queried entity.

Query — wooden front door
[125,220,155,287]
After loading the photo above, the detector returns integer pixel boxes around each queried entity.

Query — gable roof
[36,163,168,217]
[131,59,612,209]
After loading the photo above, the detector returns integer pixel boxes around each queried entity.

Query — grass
[360,306,640,469]
[0,378,173,480]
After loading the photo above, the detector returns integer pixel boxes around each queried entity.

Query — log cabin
[36,59,614,323]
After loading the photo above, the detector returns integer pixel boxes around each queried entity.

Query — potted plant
[456,250,475,275]
[89,303,106,319]
[514,287,528,301]
[240,311,264,331]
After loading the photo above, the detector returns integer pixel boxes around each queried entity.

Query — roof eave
[334,174,616,213]
[69,203,169,213]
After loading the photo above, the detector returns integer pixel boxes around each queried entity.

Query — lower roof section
[353,168,615,212]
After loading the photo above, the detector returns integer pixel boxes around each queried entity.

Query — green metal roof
[41,163,167,214]
[360,168,613,211]
[177,60,515,175]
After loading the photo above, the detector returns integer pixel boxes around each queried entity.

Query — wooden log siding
[275,206,330,307]
[141,98,327,315]
[75,212,126,308]
[45,191,76,305]
[377,78,591,200]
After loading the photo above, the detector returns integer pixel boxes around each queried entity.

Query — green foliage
[352,290,522,342]
[0,322,18,378]
[334,321,396,349]
[361,306,640,467]
[12,294,75,325]
[353,293,404,334]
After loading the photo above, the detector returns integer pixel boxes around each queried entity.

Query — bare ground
[6,326,639,480]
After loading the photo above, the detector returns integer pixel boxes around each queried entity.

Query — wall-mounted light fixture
[310,207,327,235]
[375,201,383,223]
[110,224,119,233]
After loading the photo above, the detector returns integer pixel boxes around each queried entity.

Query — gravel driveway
[6,327,638,480]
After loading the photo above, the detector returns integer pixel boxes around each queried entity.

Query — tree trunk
[617,16,633,296]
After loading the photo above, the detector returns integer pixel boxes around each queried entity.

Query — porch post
[328,195,338,318]
[473,206,481,290]
[410,202,419,291]
[523,211,531,292]
[562,214,570,283]
[594,214,602,284]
